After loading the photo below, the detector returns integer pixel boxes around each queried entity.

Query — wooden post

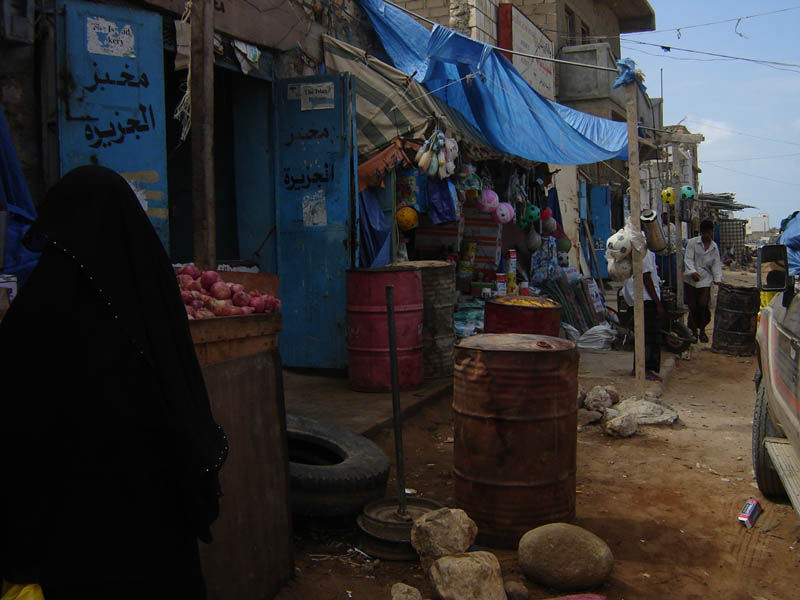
[672,143,684,307]
[192,0,216,270]
[625,82,646,397]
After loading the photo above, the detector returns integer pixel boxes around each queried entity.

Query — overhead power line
[702,151,800,163]
[701,162,795,186]
[623,39,800,70]
[381,0,618,72]
[623,6,800,38]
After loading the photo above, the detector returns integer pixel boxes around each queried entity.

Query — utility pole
[625,82,646,397]
[191,0,216,270]
[672,143,684,307]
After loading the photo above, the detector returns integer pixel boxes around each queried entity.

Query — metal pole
[672,143,684,307]
[191,0,216,270]
[385,285,407,515]
[625,82,646,397]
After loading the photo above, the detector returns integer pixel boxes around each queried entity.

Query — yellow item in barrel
[494,295,558,307]
[507,273,518,295]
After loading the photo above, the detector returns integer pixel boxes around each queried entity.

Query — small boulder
[504,580,528,600]
[602,407,620,420]
[616,398,678,425]
[584,386,612,411]
[430,552,506,600]
[604,413,637,437]
[603,385,621,404]
[411,508,477,567]
[577,408,602,428]
[391,582,422,600]
[518,523,614,591]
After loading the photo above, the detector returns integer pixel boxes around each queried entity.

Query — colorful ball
[540,207,553,221]
[491,202,515,224]
[396,206,419,231]
[680,185,696,200]
[661,187,675,205]
[541,217,557,234]
[525,205,541,222]
[556,236,572,252]
[478,189,500,213]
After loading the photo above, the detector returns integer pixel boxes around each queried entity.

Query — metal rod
[385,284,407,515]
[382,0,619,73]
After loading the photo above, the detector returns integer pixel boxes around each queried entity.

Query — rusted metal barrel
[453,333,578,548]
[392,261,455,379]
[483,295,561,336]
[712,284,760,356]
[346,267,424,391]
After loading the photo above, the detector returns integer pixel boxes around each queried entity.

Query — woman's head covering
[24,165,227,541]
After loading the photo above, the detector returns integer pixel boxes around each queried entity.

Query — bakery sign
[498,4,555,99]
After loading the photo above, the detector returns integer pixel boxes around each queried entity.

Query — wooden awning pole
[625,82,646,397]
[192,0,216,270]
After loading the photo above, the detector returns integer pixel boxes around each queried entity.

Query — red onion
[187,279,203,292]
[177,265,201,279]
[231,283,245,294]
[177,274,193,289]
[209,299,232,317]
[180,290,193,304]
[210,281,232,300]
[229,306,244,316]
[190,299,204,310]
[200,270,220,290]
[249,295,266,313]
[248,289,262,297]
[240,306,255,315]
[196,309,215,319]
[232,291,250,307]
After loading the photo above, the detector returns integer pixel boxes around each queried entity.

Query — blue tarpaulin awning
[359,0,629,165]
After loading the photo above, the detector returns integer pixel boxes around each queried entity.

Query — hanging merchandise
[414,140,430,164]
[427,178,458,224]
[396,167,429,213]
[427,152,439,177]
[444,138,459,177]
[396,205,419,231]
[541,217,557,235]
[530,236,559,285]
[680,185,696,200]
[604,217,646,282]
[607,256,632,282]
[491,202,515,224]
[661,187,676,205]
[478,189,500,213]
[418,149,432,171]
[556,236,572,253]
[540,207,553,221]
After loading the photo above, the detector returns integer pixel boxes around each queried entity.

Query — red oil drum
[483,295,561,336]
[347,267,424,391]
[453,333,578,548]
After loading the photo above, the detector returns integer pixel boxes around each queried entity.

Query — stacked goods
[175,265,280,320]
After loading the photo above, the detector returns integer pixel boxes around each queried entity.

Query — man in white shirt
[624,248,667,380]
[683,219,724,343]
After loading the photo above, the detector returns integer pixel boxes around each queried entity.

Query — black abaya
[0,166,226,598]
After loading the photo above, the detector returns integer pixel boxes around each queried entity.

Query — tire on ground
[286,414,390,517]
[752,381,787,499]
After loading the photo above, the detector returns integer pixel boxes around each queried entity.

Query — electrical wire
[700,162,795,186]
[623,6,800,38]
[622,39,800,70]
[683,121,800,148]
[703,151,800,163]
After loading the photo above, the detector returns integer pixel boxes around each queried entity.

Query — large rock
[429,552,506,600]
[518,523,614,591]
[584,386,612,411]
[603,385,621,405]
[603,413,637,437]
[504,580,528,600]
[411,508,477,564]
[577,408,602,428]
[391,582,422,600]
[616,398,678,425]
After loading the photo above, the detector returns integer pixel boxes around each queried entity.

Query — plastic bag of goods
[577,323,616,350]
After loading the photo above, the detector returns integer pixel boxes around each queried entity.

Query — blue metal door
[275,74,357,368]
[590,185,611,279]
[57,0,169,248]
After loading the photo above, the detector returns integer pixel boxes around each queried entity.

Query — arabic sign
[58,1,169,248]
[498,4,554,99]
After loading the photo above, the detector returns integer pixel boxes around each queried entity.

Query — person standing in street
[683,219,723,343]
[624,247,666,381]
[655,210,678,291]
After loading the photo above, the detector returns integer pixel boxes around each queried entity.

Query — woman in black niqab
[0,166,227,598]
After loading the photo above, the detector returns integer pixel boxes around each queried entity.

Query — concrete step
[765,437,800,517]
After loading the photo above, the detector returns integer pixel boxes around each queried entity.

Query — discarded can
[738,498,762,528]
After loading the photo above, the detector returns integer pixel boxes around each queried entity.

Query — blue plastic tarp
[359,0,629,165]
[358,189,391,268]
[0,105,39,285]
[780,212,800,276]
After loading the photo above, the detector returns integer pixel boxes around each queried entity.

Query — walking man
[683,219,723,343]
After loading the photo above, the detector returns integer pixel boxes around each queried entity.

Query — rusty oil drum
[483,295,561,336]
[453,333,578,548]
[711,283,760,356]
[347,267,424,391]
[391,260,456,379]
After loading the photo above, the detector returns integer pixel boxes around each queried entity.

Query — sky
[619,1,800,230]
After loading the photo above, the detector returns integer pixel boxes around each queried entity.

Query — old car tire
[286,414,390,517]
[664,322,692,354]
[752,382,787,499]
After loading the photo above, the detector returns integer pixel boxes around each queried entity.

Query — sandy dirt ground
[276,269,800,600]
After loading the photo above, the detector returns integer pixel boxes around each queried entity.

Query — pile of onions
[176,266,280,320]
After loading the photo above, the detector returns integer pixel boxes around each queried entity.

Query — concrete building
[746,214,771,235]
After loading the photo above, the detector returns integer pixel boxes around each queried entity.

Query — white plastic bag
[577,323,617,350]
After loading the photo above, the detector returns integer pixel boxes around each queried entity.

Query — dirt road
[277,271,799,600]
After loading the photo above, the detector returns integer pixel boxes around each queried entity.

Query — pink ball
[477,189,499,213]
[491,202,516,224]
